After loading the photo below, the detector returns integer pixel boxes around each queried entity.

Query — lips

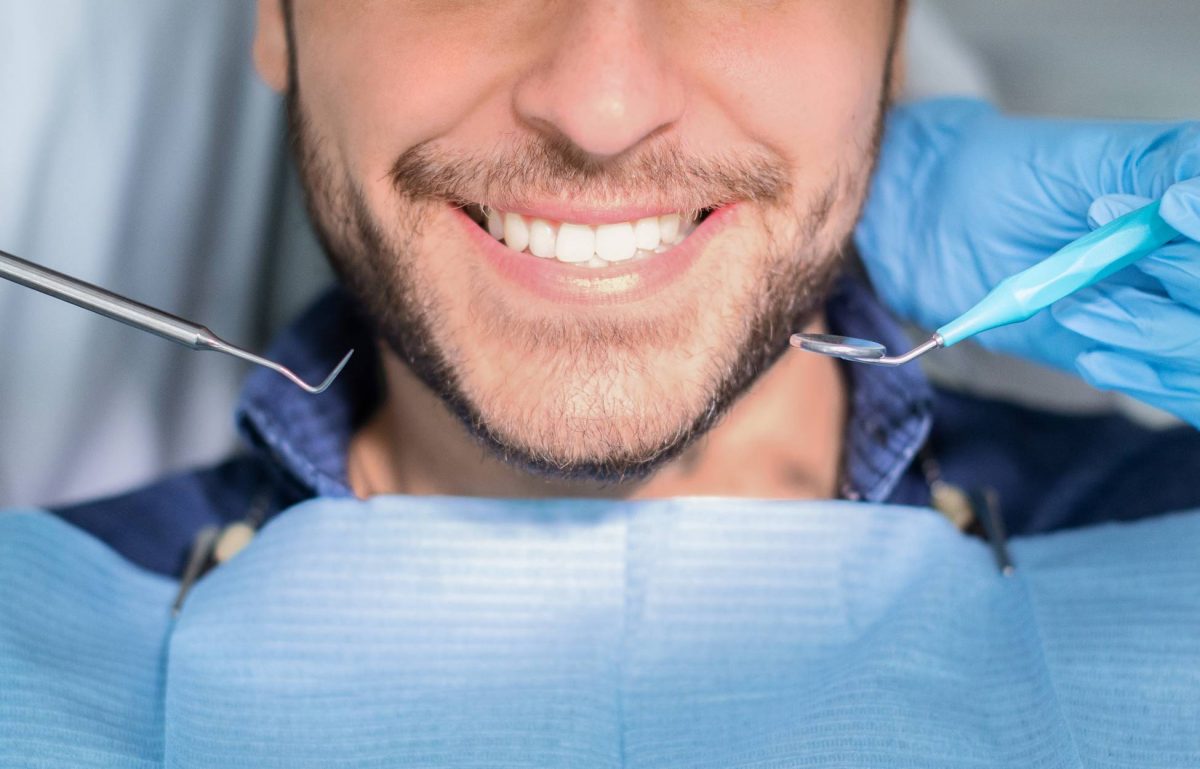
[454,203,732,305]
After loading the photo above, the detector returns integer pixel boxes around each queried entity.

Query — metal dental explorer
[792,200,1181,367]
[0,249,353,394]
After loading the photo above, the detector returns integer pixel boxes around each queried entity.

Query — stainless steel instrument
[0,249,352,394]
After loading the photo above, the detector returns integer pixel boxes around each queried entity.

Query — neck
[347,322,846,500]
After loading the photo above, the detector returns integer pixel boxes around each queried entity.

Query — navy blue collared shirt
[53,277,1200,578]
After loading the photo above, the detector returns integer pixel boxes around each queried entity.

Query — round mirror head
[789,333,887,362]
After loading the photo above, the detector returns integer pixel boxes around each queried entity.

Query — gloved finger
[1106,258,1172,298]
[1121,122,1200,203]
[1133,241,1200,306]
[1052,284,1200,370]
[1161,176,1200,242]
[1090,178,1200,239]
[1075,351,1200,429]
[1087,194,1199,302]
[1088,194,1152,228]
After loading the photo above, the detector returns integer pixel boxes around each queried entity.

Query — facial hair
[284,69,888,486]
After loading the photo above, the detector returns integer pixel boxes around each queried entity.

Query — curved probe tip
[297,349,355,394]
[206,337,356,395]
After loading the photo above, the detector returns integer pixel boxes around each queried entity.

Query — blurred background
[1,1,1197,508]
[924,0,1200,120]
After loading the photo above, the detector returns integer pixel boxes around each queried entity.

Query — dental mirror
[790,333,942,367]
[793,200,1181,368]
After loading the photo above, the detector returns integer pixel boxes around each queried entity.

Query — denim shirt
[54,278,1200,578]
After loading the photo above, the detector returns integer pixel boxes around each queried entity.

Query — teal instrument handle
[936,201,1180,347]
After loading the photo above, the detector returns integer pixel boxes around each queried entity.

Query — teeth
[486,208,505,240]
[528,218,557,259]
[659,213,681,244]
[633,217,661,251]
[479,207,701,267]
[556,223,596,263]
[503,212,529,253]
[594,222,637,263]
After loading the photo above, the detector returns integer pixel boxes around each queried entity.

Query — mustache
[388,134,793,212]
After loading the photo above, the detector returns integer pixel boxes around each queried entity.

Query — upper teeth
[481,208,695,267]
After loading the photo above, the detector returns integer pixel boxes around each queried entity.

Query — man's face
[256,0,900,481]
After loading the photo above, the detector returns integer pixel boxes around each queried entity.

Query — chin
[463,357,715,481]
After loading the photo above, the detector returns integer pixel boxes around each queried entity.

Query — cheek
[677,2,891,185]
[294,7,522,210]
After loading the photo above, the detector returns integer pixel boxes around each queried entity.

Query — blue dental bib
[3,497,1199,768]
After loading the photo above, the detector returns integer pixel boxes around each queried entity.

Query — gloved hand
[1051,181,1200,426]
[857,98,1200,426]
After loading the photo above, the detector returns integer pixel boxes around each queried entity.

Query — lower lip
[452,204,739,305]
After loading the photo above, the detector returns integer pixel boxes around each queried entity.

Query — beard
[285,88,882,485]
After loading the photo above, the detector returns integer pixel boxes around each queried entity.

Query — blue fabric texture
[5,498,1200,768]
[0,511,176,766]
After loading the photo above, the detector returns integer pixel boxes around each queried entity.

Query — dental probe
[792,200,1180,367]
[0,249,353,394]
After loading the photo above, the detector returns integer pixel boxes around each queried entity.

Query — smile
[454,201,734,305]
[463,204,713,268]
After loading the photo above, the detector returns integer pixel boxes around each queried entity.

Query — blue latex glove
[858,98,1200,426]
[1051,182,1200,426]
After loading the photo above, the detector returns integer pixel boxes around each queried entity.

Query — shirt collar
[237,275,931,503]
[824,275,933,501]
[236,289,381,498]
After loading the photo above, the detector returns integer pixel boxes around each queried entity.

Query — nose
[513,0,685,161]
